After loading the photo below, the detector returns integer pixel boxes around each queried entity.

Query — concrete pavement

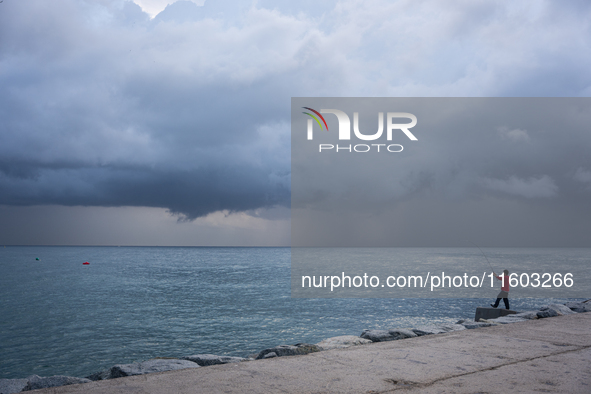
[32,312,591,393]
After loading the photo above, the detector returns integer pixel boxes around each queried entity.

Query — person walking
[491,269,510,310]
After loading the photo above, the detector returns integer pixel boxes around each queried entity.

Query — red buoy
[83,262,90,265]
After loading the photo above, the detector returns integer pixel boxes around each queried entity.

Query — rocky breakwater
[182,354,245,367]
[1,299,589,394]
[0,375,90,394]
[254,343,321,359]
[85,359,201,381]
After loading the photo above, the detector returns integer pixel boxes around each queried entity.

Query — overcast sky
[292,98,591,247]
[1,0,590,246]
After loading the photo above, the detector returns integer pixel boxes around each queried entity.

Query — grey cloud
[498,127,530,142]
[573,167,591,188]
[0,163,289,219]
[482,175,558,199]
[1,0,591,225]
[0,0,298,219]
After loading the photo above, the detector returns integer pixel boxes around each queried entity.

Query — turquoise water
[0,246,584,379]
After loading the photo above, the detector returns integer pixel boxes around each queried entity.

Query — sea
[0,246,587,379]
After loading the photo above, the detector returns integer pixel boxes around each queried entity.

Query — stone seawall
[1,300,589,394]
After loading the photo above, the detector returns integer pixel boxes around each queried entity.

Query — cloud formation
[482,175,557,199]
[134,0,204,17]
[573,167,591,188]
[498,127,530,142]
[1,0,591,242]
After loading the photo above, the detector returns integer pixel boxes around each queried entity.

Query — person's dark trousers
[492,298,510,309]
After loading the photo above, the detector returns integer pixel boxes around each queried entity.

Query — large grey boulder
[110,359,199,378]
[23,375,90,391]
[536,309,558,318]
[359,330,390,342]
[316,335,372,350]
[85,369,110,381]
[461,321,500,329]
[88,359,199,380]
[565,301,591,313]
[412,325,450,336]
[360,329,417,342]
[537,304,576,318]
[255,343,321,360]
[512,311,539,320]
[0,378,28,394]
[388,329,417,339]
[437,324,466,332]
[412,324,466,336]
[182,354,245,366]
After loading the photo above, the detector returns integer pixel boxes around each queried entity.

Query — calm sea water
[0,246,585,379]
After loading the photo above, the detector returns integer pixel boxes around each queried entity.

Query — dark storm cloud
[0,0,296,219]
[1,0,591,223]
[0,161,288,219]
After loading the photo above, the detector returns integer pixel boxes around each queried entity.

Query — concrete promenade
[32,312,591,393]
